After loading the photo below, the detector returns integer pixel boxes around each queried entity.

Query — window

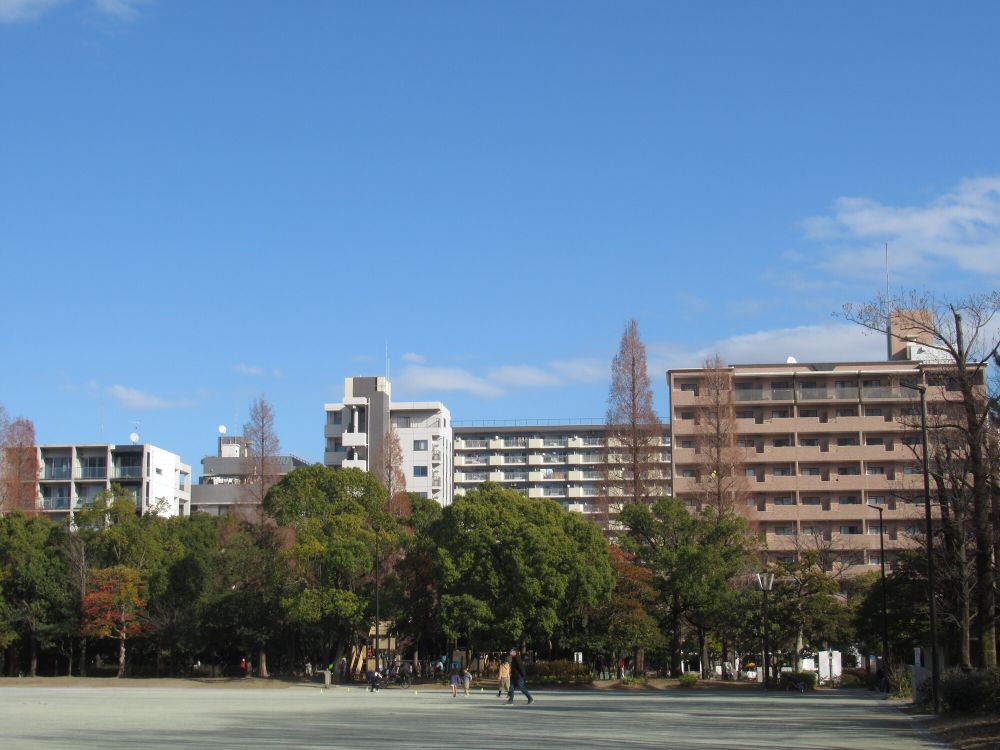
[801,497,822,506]
[864,408,883,417]
[333,411,343,425]
[681,469,697,478]
[744,467,757,477]
[836,407,856,417]
[771,409,789,419]
[865,436,884,446]
[801,467,820,476]
[413,466,428,477]
[773,467,792,477]
[866,466,885,476]
[837,437,860,446]
[773,496,794,506]
[838,466,860,475]
[802,525,818,535]
[413,440,428,451]
[79,455,107,479]
[680,382,699,394]
[737,438,755,448]
[904,465,922,475]
[799,408,818,418]
[736,410,753,419]
[680,439,694,448]
[680,411,695,420]
[839,495,861,505]
[773,437,791,447]
[774,526,796,536]
[868,495,885,505]
[800,437,819,447]
[869,526,883,536]
[902,436,920,447]
[839,525,861,535]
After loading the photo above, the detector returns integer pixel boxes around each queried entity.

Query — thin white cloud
[800,176,1000,278]
[488,365,562,388]
[233,363,264,376]
[91,0,146,19]
[649,323,887,374]
[401,352,426,364]
[548,358,607,383]
[395,366,504,399]
[107,384,192,410]
[0,0,63,22]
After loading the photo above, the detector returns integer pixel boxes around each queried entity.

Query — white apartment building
[453,421,672,521]
[324,376,453,505]
[36,442,191,522]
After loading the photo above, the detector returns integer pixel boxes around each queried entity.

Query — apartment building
[667,324,967,574]
[190,434,309,516]
[36,442,191,522]
[453,420,671,521]
[324,376,453,505]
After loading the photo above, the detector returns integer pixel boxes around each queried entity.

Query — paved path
[0,685,940,749]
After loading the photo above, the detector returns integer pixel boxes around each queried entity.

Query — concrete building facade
[667,320,969,574]
[324,377,453,505]
[36,443,191,522]
[190,434,309,516]
[452,420,671,522]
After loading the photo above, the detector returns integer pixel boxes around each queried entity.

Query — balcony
[431,449,442,461]
[489,439,504,450]
[503,438,528,448]
[862,386,909,400]
[41,498,70,510]
[342,431,368,448]
[488,455,504,466]
[43,468,71,480]
[113,466,143,480]
[77,468,107,480]
[770,388,795,401]
[734,390,767,402]
[342,458,367,470]
[832,387,860,400]
[463,439,489,449]
[797,387,831,400]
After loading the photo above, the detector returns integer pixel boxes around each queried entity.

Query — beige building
[667,325,966,574]
[453,421,671,522]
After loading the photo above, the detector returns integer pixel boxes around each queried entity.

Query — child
[463,667,472,696]
[497,657,511,697]
[450,668,460,697]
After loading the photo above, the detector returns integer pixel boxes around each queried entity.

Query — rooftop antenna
[129,421,141,445]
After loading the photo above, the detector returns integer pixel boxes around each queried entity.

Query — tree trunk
[29,636,38,678]
[79,638,87,677]
[669,598,682,677]
[117,634,126,678]
[257,649,269,678]
[699,630,709,680]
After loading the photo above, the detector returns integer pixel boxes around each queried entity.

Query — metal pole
[872,503,889,672]
[375,524,380,675]
[762,585,769,690]
[918,385,941,714]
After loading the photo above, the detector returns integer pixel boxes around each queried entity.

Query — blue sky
[2,1,999,475]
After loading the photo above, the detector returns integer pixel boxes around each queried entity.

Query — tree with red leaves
[81,566,147,677]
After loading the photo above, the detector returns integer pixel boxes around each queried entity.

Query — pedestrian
[497,656,511,697]
[506,647,533,705]
[617,657,625,679]
[596,654,607,681]
[463,666,472,696]
[339,657,347,680]
[450,668,461,697]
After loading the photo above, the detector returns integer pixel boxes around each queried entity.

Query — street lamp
[867,500,889,678]
[900,381,941,714]
[756,571,775,690]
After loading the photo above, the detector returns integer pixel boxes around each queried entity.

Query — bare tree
[241,395,282,517]
[1,414,39,515]
[694,354,749,518]
[605,320,665,516]
[842,291,1000,667]
[375,424,410,518]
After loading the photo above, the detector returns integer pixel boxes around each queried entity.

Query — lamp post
[900,381,940,714]
[867,500,889,676]
[374,519,381,675]
[757,571,775,690]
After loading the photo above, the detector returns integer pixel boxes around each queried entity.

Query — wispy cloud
[0,0,63,22]
[401,352,426,364]
[395,366,504,399]
[799,176,1000,279]
[488,365,562,388]
[107,384,193,410]
[548,358,607,384]
[0,0,148,23]
[648,323,886,374]
[233,363,263,376]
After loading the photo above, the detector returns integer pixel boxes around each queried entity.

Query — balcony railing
[734,390,767,401]
[41,498,70,510]
[43,469,71,480]
[862,386,909,399]
[463,440,489,448]
[797,387,831,399]
[113,467,143,479]
[770,388,795,400]
[77,467,107,480]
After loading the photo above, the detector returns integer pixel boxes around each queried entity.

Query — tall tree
[842,291,1000,667]
[0,416,39,515]
[375,424,410,518]
[694,354,748,518]
[242,395,282,517]
[81,565,148,678]
[605,320,664,513]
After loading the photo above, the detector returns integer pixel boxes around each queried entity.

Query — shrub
[778,672,818,691]
[678,673,698,688]
[939,668,1000,714]
[619,675,648,687]
[528,660,593,685]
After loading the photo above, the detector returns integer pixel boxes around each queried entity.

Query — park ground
[0,677,969,750]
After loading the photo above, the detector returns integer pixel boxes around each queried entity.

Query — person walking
[506,648,533,705]
[463,666,472,696]
[450,668,461,697]
[497,656,511,697]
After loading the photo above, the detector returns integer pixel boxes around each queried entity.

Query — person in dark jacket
[506,648,534,704]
